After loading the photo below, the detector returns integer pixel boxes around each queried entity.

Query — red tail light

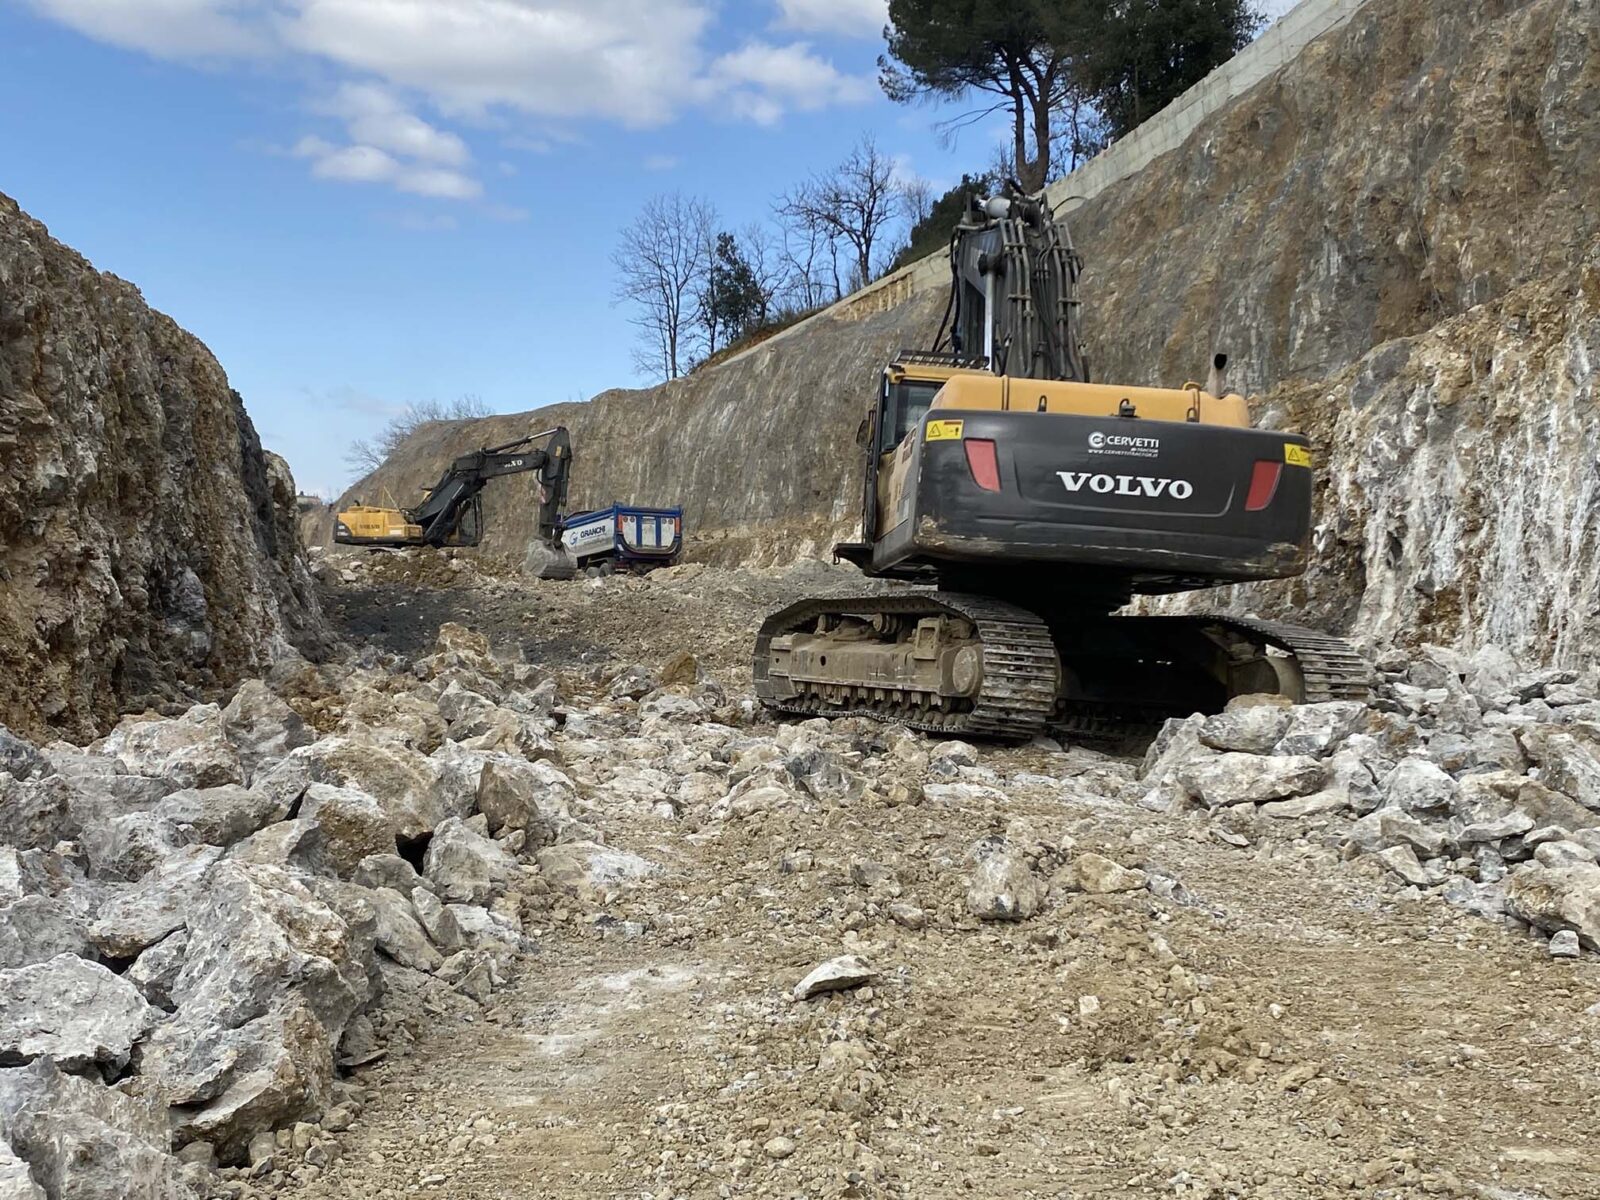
[964,438,1001,492]
[1244,461,1282,511]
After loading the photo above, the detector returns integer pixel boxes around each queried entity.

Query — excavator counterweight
[754,188,1369,741]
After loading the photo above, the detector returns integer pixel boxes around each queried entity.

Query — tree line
[618,0,1260,380]
[612,137,927,381]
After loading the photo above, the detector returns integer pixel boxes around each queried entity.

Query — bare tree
[344,395,492,478]
[774,207,840,310]
[777,135,902,296]
[898,175,935,227]
[989,95,1106,186]
[345,438,386,475]
[612,193,715,381]
[738,221,786,327]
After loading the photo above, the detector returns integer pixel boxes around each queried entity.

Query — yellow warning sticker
[925,419,964,442]
[1284,443,1313,468]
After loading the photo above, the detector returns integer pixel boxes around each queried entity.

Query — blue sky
[1,0,1294,498]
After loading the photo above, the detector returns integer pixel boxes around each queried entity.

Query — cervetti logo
[1087,431,1160,458]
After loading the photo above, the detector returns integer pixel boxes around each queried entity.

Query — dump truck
[561,504,684,575]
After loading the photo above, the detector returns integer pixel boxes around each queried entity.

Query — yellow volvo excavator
[754,188,1369,740]
[335,427,575,578]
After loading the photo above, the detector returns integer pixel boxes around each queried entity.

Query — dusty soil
[291,554,1600,1200]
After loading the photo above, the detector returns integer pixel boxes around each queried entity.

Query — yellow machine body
[333,504,426,546]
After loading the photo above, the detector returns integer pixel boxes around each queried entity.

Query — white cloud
[773,0,886,38]
[319,83,470,166]
[643,153,680,171]
[384,212,461,232]
[292,134,482,198]
[24,0,269,57]
[28,0,879,189]
[282,0,712,127]
[292,84,480,197]
[706,41,873,125]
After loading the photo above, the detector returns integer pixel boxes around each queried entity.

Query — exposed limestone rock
[1380,757,1459,815]
[157,993,335,1164]
[127,930,188,1011]
[423,818,518,905]
[1259,790,1352,820]
[1520,727,1600,810]
[0,954,155,1074]
[81,811,192,882]
[227,818,333,877]
[1177,753,1323,809]
[298,783,397,876]
[0,1058,193,1199]
[1067,852,1149,895]
[93,707,243,790]
[352,853,427,895]
[534,842,656,898]
[368,887,443,973]
[1506,863,1600,950]
[444,904,527,954]
[88,838,227,966]
[1375,846,1434,888]
[409,887,463,954]
[1534,840,1597,868]
[0,777,77,852]
[475,756,577,842]
[255,737,456,842]
[0,896,91,969]
[1274,703,1368,758]
[1199,706,1291,755]
[0,193,326,742]
[136,862,371,1158]
[0,727,44,783]
[0,1145,44,1200]
[220,681,313,782]
[965,840,1046,921]
[793,956,876,1001]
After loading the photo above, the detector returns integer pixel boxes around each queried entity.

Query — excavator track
[1178,614,1375,703]
[755,596,1373,744]
[754,592,1059,740]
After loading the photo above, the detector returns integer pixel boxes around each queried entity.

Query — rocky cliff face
[0,193,329,741]
[332,0,1598,663]
[1071,0,1600,394]
[1186,238,1600,664]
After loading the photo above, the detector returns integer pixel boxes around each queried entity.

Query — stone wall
[0,193,329,740]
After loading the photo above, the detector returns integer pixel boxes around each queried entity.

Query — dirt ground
[289,553,1600,1200]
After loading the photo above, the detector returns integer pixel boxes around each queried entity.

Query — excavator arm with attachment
[335,427,574,577]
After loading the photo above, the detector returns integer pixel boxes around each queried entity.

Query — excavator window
[881,379,943,454]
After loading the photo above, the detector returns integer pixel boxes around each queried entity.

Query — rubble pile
[3,589,1598,1197]
[1139,645,1600,954]
[0,622,669,1197]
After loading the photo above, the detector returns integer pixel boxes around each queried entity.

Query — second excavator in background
[754,187,1370,741]
[335,426,575,578]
